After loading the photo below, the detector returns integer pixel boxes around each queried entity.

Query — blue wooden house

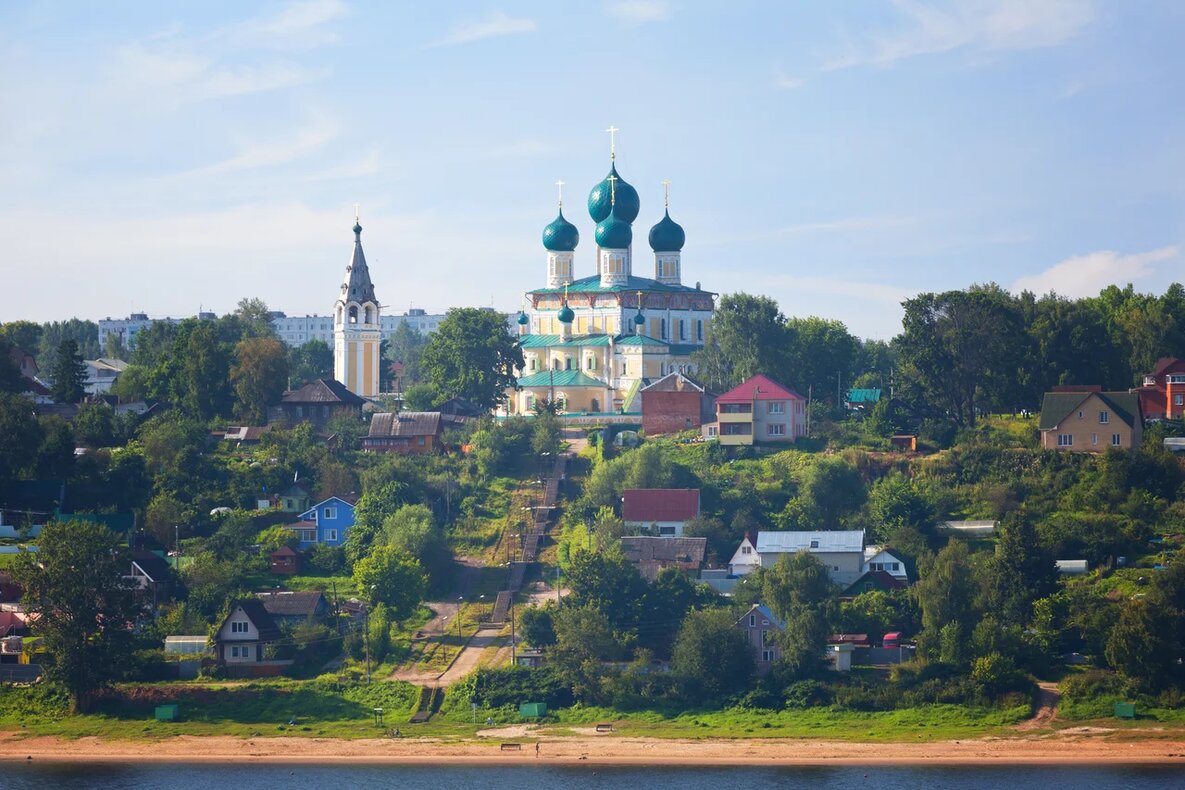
[290,496,356,548]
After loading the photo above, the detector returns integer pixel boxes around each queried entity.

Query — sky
[1,0,1182,340]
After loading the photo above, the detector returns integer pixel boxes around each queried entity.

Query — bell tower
[333,207,382,398]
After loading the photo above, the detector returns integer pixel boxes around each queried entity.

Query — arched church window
[565,357,573,371]
[660,319,667,339]
[349,306,358,324]
[552,358,560,370]
[591,398,600,412]
[529,357,537,372]
[526,394,536,412]
[364,306,373,324]
[556,393,568,412]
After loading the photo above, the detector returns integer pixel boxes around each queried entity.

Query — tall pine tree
[48,338,87,403]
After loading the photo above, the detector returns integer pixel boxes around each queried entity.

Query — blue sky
[1,0,1182,339]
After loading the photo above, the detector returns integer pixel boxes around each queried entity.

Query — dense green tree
[0,338,27,393]
[47,338,87,403]
[13,520,137,712]
[182,321,233,418]
[914,541,979,660]
[73,402,117,447]
[0,320,43,354]
[760,552,836,677]
[520,604,557,647]
[288,339,333,387]
[692,293,786,390]
[385,321,429,384]
[0,392,41,479]
[231,336,289,423]
[671,608,755,701]
[234,297,277,338]
[990,514,1059,626]
[566,550,649,631]
[783,316,860,404]
[402,381,441,411]
[802,456,866,527]
[550,604,626,701]
[38,319,99,368]
[34,416,75,479]
[419,307,522,410]
[353,546,427,621]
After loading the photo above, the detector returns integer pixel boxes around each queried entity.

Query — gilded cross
[353,203,360,222]
[605,125,619,159]
[662,179,671,209]
[607,174,618,206]
[555,179,565,208]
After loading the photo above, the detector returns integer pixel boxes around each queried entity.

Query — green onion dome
[557,300,575,324]
[542,210,579,252]
[633,309,645,326]
[587,164,640,224]
[648,210,685,252]
[595,204,633,249]
[517,310,529,326]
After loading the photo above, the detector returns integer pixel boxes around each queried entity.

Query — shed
[519,702,548,718]
[1056,559,1090,575]
[1114,702,1136,719]
[155,704,180,721]
[270,546,301,575]
[890,434,917,452]
[164,636,210,656]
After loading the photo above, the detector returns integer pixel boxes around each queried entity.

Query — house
[437,396,485,421]
[622,488,700,537]
[222,425,270,444]
[361,411,443,454]
[82,358,128,395]
[254,590,330,626]
[728,533,761,576]
[214,599,289,675]
[846,388,881,409]
[1132,358,1185,421]
[733,530,867,587]
[640,372,713,436]
[709,374,806,446]
[270,546,300,575]
[270,378,366,430]
[736,603,783,675]
[128,551,174,606]
[289,495,356,547]
[1039,389,1143,451]
[842,570,907,596]
[825,643,855,672]
[863,546,909,582]
[277,483,312,514]
[619,536,707,581]
[1056,559,1090,575]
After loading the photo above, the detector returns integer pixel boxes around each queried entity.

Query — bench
[595,723,614,733]
[500,743,523,751]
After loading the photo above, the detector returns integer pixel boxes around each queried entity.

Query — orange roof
[715,374,803,404]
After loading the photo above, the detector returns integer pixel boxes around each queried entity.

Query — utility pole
[364,603,371,683]
[556,565,561,606]
[510,597,516,664]
[806,385,812,438]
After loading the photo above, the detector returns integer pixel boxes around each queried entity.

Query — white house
[622,489,700,537]
[862,546,908,582]
[728,534,761,575]
[214,599,284,666]
[739,531,867,587]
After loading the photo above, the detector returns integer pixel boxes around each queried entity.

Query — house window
[767,423,786,436]
[1175,394,1185,406]
[529,358,537,372]
[587,356,596,370]
[565,358,573,371]
[1057,434,1073,447]
[1099,411,1109,424]
[1077,411,1084,420]
[761,629,770,645]
[324,507,337,520]
[324,529,338,542]
[417,436,426,446]
[768,401,785,414]
[749,614,756,627]
[679,320,686,340]
[1091,434,1098,446]
[891,562,900,571]
[761,649,772,662]
[660,319,667,339]
[1112,434,1122,446]
[741,545,751,555]
[707,425,718,437]
[697,320,703,341]
[231,621,248,634]
[809,540,819,549]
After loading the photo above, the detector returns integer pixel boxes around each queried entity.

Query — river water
[2,764,1182,789]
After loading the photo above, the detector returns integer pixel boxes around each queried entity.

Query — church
[504,133,716,418]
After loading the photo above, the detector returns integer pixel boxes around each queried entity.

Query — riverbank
[2,729,1184,766]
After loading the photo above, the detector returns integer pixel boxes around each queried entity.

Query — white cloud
[607,1,672,25]
[427,12,536,48]
[254,0,348,37]
[825,0,1095,70]
[1011,246,1181,298]
[774,74,804,90]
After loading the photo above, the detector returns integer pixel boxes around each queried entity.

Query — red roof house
[1133,358,1185,421]
[622,488,701,537]
[709,374,806,446]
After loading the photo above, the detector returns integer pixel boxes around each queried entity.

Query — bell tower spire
[333,208,382,398]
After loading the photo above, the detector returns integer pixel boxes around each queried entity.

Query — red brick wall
[642,391,702,435]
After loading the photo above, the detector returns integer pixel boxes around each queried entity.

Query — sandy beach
[2,729,1184,766]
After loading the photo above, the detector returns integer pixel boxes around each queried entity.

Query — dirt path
[1018,681,1060,731]
[437,632,506,685]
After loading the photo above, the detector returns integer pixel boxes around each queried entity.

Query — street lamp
[365,584,376,683]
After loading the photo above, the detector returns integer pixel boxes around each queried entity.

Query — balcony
[718,411,754,424]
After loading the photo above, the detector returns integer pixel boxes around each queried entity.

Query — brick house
[1039,389,1143,451]
[640,372,712,436]
[1132,358,1185,421]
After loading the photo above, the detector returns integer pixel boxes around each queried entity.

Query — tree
[0,320,43,354]
[671,608,754,701]
[231,336,289,423]
[520,604,557,647]
[783,316,860,404]
[47,338,87,403]
[73,402,116,447]
[760,552,836,676]
[234,297,276,338]
[551,604,625,701]
[0,338,26,393]
[802,457,866,527]
[353,546,426,621]
[0,392,41,479]
[289,339,333,387]
[566,550,649,631]
[991,513,1058,626]
[402,382,440,411]
[12,520,137,712]
[380,504,447,578]
[385,321,429,385]
[419,307,524,410]
[692,293,786,390]
[914,541,979,661]
[182,322,233,418]
[1105,599,1176,692]
[38,319,99,368]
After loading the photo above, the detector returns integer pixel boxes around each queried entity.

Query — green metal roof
[519,334,613,348]
[1039,391,1141,430]
[616,334,668,347]
[516,370,606,388]
[530,274,714,296]
[847,388,882,403]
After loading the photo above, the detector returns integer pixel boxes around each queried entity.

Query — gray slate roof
[255,590,327,619]
[223,599,282,642]
[281,378,366,406]
[339,224,377,305]
[755,530,866,554]
[620,536,706,564]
